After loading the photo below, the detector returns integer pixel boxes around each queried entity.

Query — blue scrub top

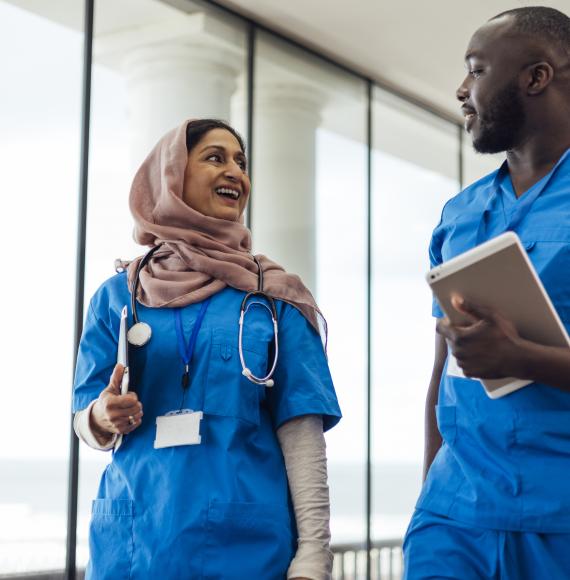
[74,274,341,579]
[418,149,570,533]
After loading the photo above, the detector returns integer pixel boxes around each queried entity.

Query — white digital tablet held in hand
[427,231,570,399]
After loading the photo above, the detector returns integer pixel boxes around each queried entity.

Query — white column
[94,13,245,169]
[251,82,324,293]
[123,41,243,167]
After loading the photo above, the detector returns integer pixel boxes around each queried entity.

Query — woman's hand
[90,364,144,439]
[436,295,524,379]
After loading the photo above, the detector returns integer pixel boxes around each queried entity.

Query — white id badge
[154,411,203,449]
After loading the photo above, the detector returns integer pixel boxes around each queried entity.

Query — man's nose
[455,77,469,103]
[456,76,470,102]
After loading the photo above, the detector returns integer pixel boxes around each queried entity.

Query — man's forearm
[423,380,442,481]
[423,332,447,480]
[513,339,570,392]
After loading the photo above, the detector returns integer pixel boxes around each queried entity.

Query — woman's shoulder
[274,300,325,347]
[88,271,129,316]
[214,287,306,327]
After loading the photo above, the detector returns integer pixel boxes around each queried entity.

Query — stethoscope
[238,255,279,387]
[127,246,279,387]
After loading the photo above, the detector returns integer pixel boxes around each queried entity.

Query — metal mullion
[65,0,94,578]
[246,22,255,231]
[365,79,373,580]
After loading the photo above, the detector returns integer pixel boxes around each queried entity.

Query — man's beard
[472,81,526,154]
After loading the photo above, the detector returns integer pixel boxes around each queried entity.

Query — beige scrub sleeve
[277,414,333,580]
[73,401,117,450]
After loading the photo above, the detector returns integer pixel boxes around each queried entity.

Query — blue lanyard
[174,297,212,390]
[475,148,570,246]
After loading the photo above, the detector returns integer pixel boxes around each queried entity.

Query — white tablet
[427,231,570,398]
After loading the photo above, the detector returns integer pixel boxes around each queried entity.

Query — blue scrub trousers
[403,509,570,580]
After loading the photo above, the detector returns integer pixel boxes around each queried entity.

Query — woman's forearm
[277,415,333,580]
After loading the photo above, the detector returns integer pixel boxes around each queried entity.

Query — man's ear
[525,61,554,95]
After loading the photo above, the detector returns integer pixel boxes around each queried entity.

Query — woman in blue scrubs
[73,119,341,579]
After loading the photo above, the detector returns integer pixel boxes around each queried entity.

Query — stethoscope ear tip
[265,379,274,388]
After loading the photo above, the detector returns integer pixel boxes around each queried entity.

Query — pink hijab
[126,120,325,338]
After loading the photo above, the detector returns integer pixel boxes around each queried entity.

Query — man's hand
[436,294,524,379]
[90,364,144,438]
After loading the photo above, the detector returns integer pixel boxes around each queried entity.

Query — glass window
[371,88,460,545]
[0,1,480,575]
[0,1,83,574]
[462,137,505,185]
[255,32,368,546]
[77,0,248,569]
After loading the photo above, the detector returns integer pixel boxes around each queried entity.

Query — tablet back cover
[428,233,570,397]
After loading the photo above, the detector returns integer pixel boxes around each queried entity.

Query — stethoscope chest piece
[127,321,152,347]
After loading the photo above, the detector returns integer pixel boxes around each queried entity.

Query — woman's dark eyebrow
[199,144,226,154]
[200,144,245,159]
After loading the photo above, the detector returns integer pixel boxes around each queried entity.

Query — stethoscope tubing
[238,254,279,387]
[238,291,279,386]
[131,244,162,326]
[129,246,279,387]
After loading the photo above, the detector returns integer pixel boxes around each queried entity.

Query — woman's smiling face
[182,128,251,221]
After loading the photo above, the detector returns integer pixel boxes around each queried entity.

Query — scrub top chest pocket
[204,328,270,426]
[518,228,570,324]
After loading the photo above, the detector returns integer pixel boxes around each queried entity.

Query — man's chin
[471,116,522,155]
[472,134,509,155]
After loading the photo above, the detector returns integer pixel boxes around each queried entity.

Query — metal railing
[0,572,84,580]
[332,539,404,580]
[0,541,403,580]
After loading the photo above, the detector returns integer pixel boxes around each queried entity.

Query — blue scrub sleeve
[429,213,447,319]
[73,300,118,412]
[267,304,341,432]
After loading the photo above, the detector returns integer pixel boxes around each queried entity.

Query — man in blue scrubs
[404,7,570,579]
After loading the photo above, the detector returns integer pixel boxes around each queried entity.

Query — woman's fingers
[106,391,140,410]
[123,412,144,434]
[94,395,143,433]
[107,405,144,433]
[107,404,143,423]
[91,365,146,436]
[116,412,143,434]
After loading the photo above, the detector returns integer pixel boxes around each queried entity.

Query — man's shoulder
[442,167,501,217]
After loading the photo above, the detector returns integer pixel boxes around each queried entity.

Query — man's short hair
[491,6,570,59]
